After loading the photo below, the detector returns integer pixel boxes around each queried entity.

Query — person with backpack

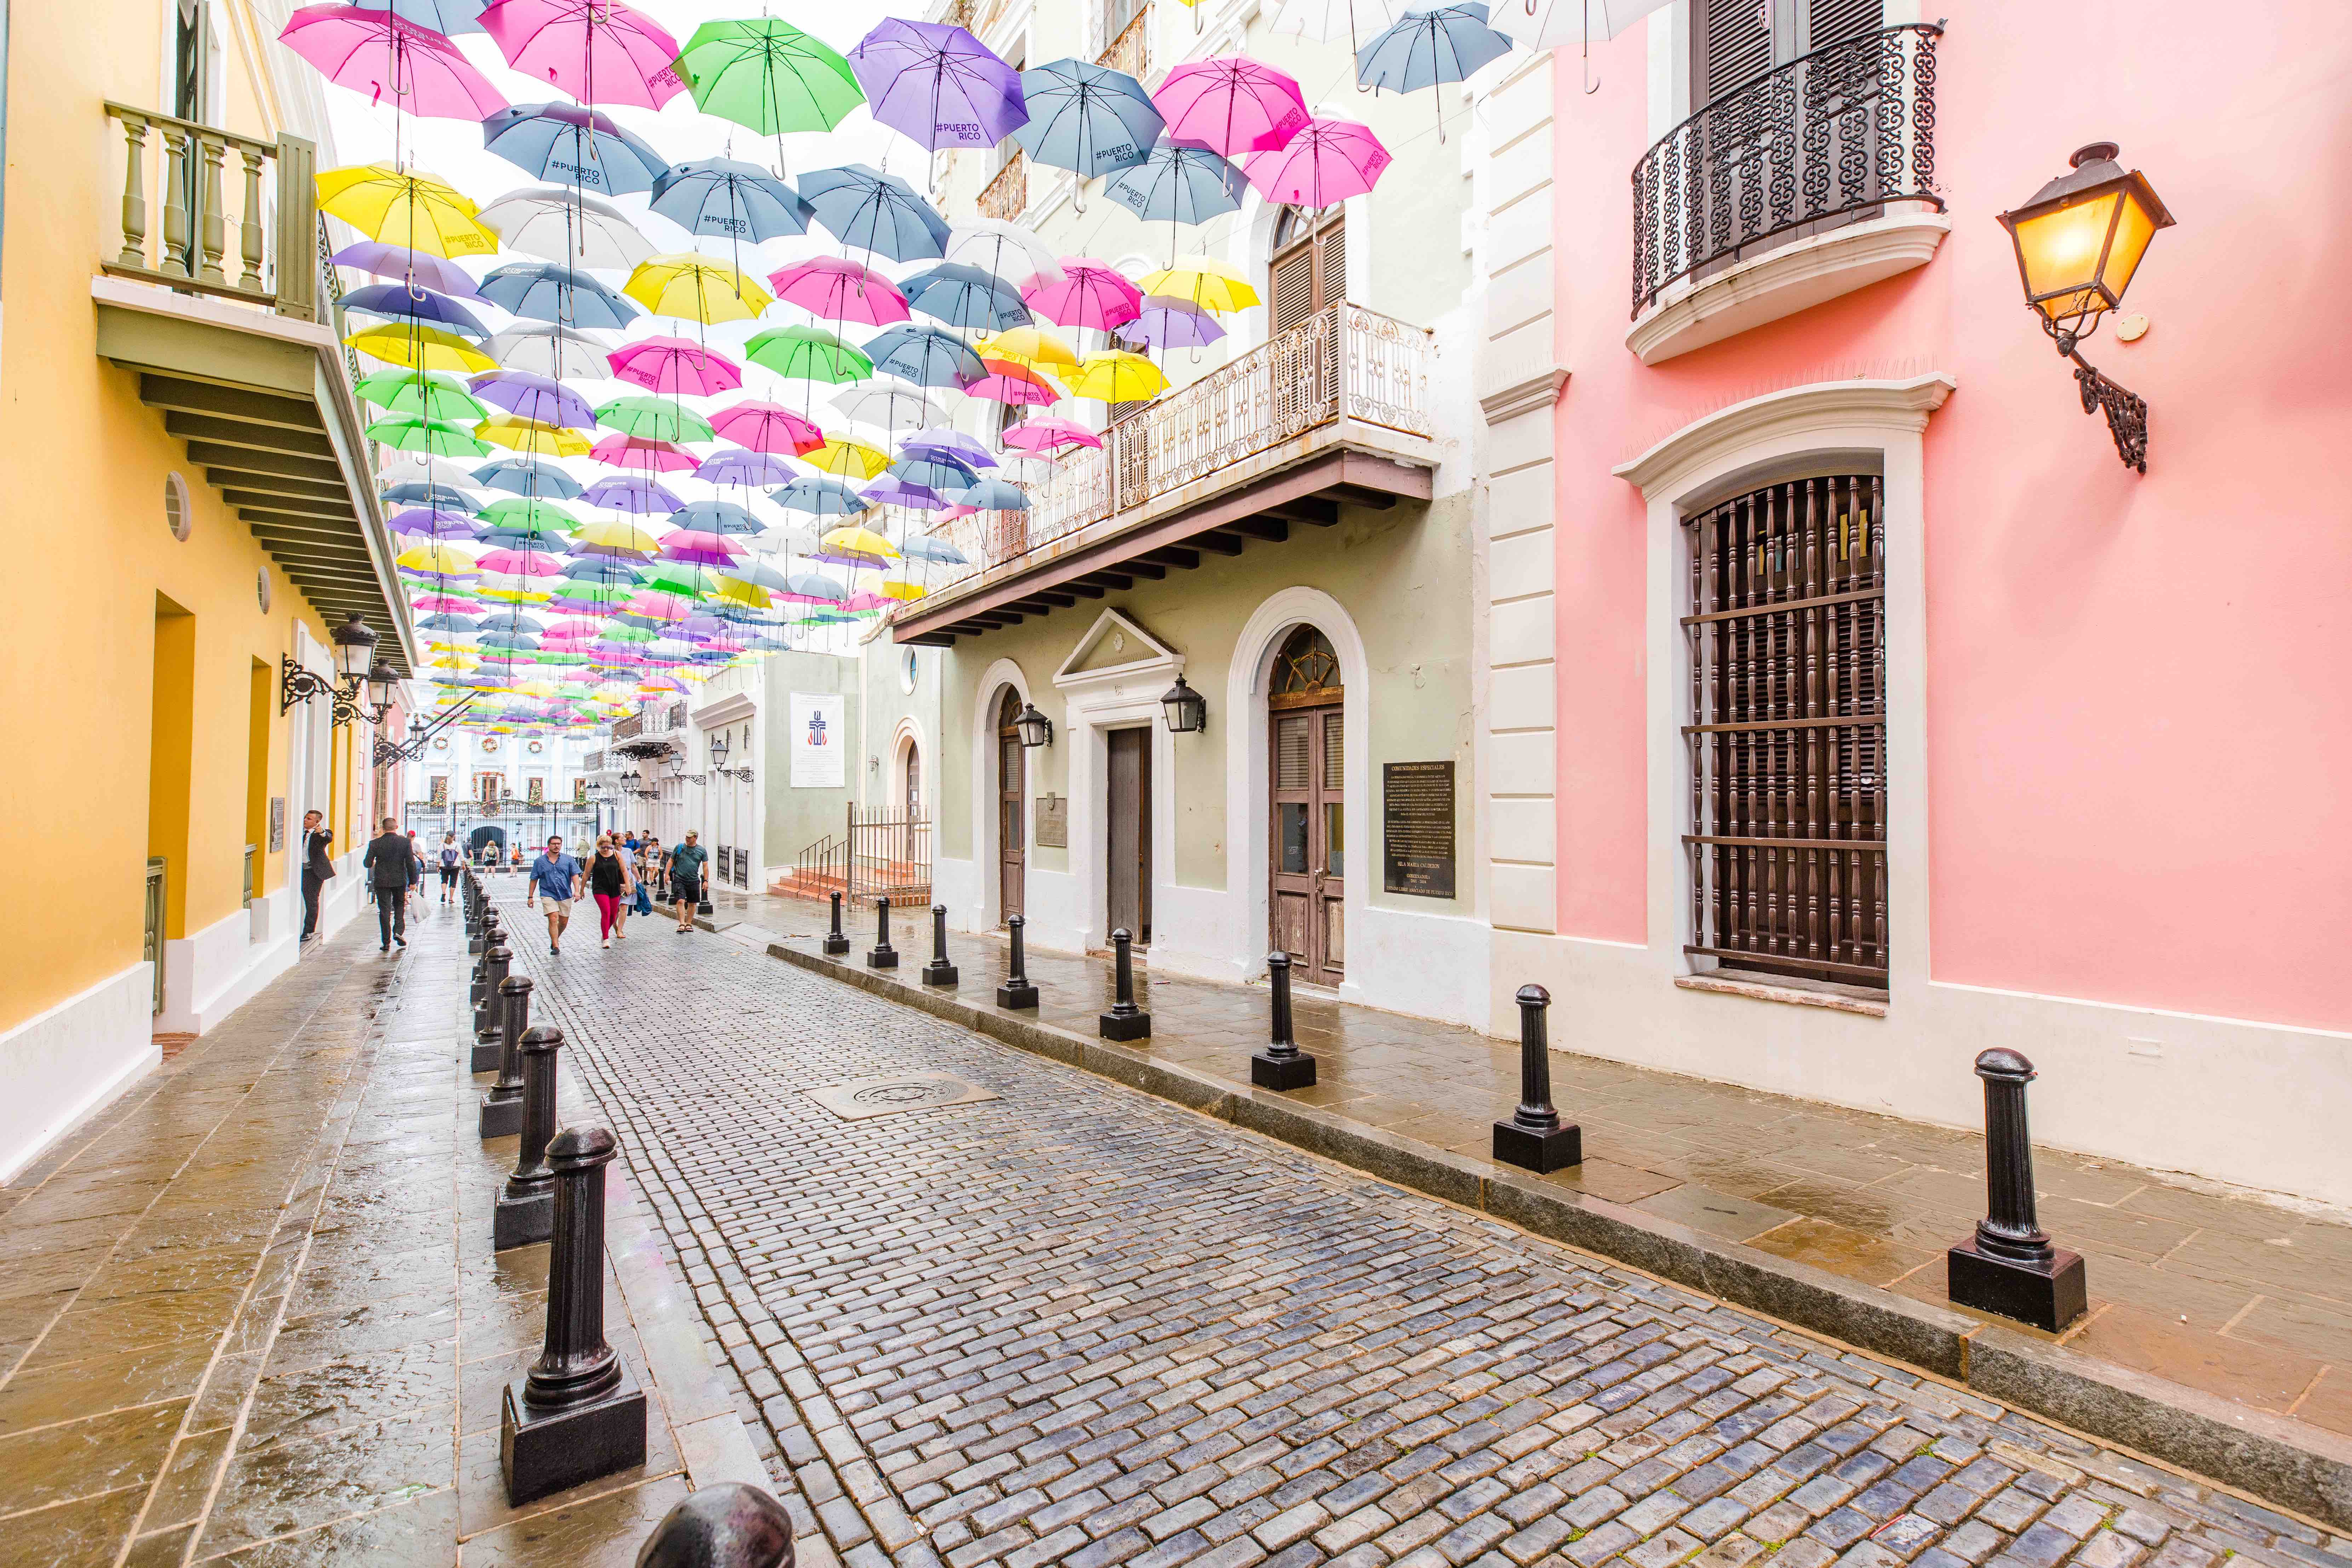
[668,831,710,934]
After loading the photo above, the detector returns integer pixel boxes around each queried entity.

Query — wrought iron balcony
[1097,4,1150,80]
[979,151,1027,222]
[1630,24,1943,321]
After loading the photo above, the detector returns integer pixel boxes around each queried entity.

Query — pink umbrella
[657,530,746,565]
[624,593,693,623]
[478,0,686,111]
[766,258,909,325]
[545,619,604,638]
[710,401,824,454]
[938,504,980,523]
[280,5,510,119]
[475,548,565,576]
[410,593,479,614]
[607,336,743,395]
[967,370,1061,407]
[590,433,699,473]
[1153,58,1309,158]
[1002,418,1103,453]
[1242,117,1393,206]
[1022,261,1144,331]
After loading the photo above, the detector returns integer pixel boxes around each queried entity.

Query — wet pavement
[482,882,2348,1568]
[0,897,761,1564]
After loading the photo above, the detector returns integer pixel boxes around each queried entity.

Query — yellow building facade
[0,0,415,1177]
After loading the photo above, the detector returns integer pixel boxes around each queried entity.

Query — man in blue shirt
[526,834,584,955]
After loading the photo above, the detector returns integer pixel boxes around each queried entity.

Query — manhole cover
[804,1071,999,1121]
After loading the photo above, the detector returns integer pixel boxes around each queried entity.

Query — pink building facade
[1469,2,2352,1204]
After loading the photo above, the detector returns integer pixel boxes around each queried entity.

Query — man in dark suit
[300,809,335,942]
[361,817,420,953]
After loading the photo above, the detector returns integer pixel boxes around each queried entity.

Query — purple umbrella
[1123,294,1227,350]
[332,242,484,296]
[580,476,683,514]
[848,19,1027,152]
[469,369,596,430]
[859,475,950,510]
[390,506,486,539]
[694,447,796,487]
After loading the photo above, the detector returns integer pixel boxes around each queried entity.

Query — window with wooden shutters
[1270,207,1344,333]
[1682,474,1887,989]
[1691,0,1881,106]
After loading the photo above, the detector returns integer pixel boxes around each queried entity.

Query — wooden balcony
[979,151,1027,222]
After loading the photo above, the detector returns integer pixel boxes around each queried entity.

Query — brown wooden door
[1105,727,1152,945]
[996,692,1025,922]
[1270,704,1344,985]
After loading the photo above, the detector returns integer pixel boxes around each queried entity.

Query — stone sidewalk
[760,922,2351,1526]
[0,896,762,1564]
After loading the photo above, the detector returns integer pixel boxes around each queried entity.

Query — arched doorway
[995,688,1025,922]
[1268,625,1344,984]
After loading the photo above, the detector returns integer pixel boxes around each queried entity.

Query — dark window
[1692,0,1880,106]
[1682,474,1887,989]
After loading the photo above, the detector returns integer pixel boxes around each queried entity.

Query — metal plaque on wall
[1381,761,1456,899]
[267,797,286,853]
[1034,792,1068,848]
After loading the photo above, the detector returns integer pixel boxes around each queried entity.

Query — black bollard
[994,916,1038,1009]
[1491,985,1581,1172]
[822,889,851,956]
[471,944,511,1071]
[636,1482,796,1568]
[1250,952,1317,1090]
[1947,1049,2086,1331]
[494,1025,563,1250]
[470,914,505,1009]
[480,974,531,1139]
[866,896,898,969]
[1098,928,1151,1041]
[502,1125,647,1504]
[921,905,958,986]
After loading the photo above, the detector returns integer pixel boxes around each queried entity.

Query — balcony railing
[102,102,325,318]
[979,151,1027,222]
[902,304,1430,592]
[1097,4,1150,80]
[1630,23,1942,319]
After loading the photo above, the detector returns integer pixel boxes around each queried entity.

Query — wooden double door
[1105,727,1152,945]
[997,692,1025,921]
[1270,702,1344,986]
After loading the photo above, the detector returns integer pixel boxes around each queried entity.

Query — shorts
[439,866,459,885]
[538,896,574,916]
[671,877,702,904]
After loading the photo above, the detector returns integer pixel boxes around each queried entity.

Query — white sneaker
[601,937,611,949]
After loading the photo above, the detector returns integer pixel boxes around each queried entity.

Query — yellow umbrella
[821,523,900,560]
[711,575,774,608]
[879,580,929,602]
[396,542,479,573]
[476,415,593,457]
[348,324,498,374]
[1139,256,1259,314]
[624,253,773,324]
[572,517,661,553]
[316,164,497,258]
[805,436,890,480]
[975,326,1079,371]
[475,580,554,603]
[1062,351,1169,402]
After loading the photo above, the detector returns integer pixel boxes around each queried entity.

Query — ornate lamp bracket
[2045,319,2149,474]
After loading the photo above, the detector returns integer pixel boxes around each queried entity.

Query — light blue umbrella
[649,159,813,242]
[474,457,584,500]
[955,477,1030,510]
[863,324,985,389]
[900,427,996,467]
[342,283,491,338]
[1012,59,1163,202]
[771,476,868,515]
[481,102,669,196]
[902,535,971,565]
[898,263,1031,332]
[1356,2,1513,136]
[581,476,683,515]
[416,611,483,630]
[1102,143,1248,228]
[889,454,979,492]
[670,499,766,536]
[381,481,477,509]
[478,262,641,330]
[798,165,951,262]
[694,448,797,488]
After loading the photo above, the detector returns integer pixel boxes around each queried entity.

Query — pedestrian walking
[631,835,656,917]
[668,830,710,934]
[299,809,336,941]
[587,835,636,948]
[438,833,462,902]
[526,835,583,955]
[405,829,425,921]
[642,835,666,905]
[362,816,420,952]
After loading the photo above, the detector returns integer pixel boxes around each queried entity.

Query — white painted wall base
[159,888,303,1035]
[1492,929,2352,1209]
[0,963,159,1183]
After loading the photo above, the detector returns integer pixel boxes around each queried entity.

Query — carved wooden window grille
[1269,625,1343,710]
[1683,473,1887,988]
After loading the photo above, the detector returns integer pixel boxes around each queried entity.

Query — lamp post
[1997,142,2175,473]
[1160,675,1207,735]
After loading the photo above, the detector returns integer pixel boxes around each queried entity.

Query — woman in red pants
[587,835,637,949]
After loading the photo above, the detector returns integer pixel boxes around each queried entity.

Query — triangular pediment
[1053,608,1180,685]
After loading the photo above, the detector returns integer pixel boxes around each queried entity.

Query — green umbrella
[476,496,579,533]
[367,415,490,457]
[594,394,716,444]
[357,370,488,422]
[674,18,865,136]
[641,565,724,601]
[746,325,872,384]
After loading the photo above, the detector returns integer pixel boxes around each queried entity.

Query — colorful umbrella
[477,0,688,111]
[1012,58,1163,191]
[624,253,773,324]
[648,159,812,242]
[975,325,1081,372]
[899,263,1031,332]
[479,260,642,328]
[356,370,487,421]
[348,323,498,373]
[1123,296,1227,350]
[342,282,491,337]
[470,370,595,431]
[579,477,681,515]
[484,322,614,378]
[478,496,580,531]
[1241,117,1394,205]
[864,324,986,388]
[1138,255,1261,313]
[590,433,700,473]
[763,258,908,325]
[331,241,483,295]
[1022,261,1144,331]
[673,17,864,136]
[476,188,655,269]
[606,336,743,395]
[968,362,1062,406]
[1002,417,1104,453]
[710,401,823,455]
[1062,351,1169,402]
[796,165,951,263]
[316,164,498,257]
[802,437,891,480]
[848,20,1028,152]
[479,100,669,194]
[1102,143,1249,233]
[474,456,584,499]
[475,415,592,457]
[595,394,715,443]
[1152,58,1310,157]
[570,517,663,553]
[1356,1,1512,136]
[745,324,875,383]
[771,476,869,516]
[280,5,509,119]
[694,448,797,487]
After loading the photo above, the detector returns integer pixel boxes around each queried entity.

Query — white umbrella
[376,452,485,493]
[1491,0,1673,52]
[485,322,617,381]
[1271,0,1401,44]
[945,221,1065,288]
[477,188,656,271]
[830,385,951,433]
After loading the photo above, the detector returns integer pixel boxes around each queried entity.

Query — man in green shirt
[668,830,710,933]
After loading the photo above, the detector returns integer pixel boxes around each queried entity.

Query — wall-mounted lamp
[1014,702,1054,749]
[1160,675,1207,734]
[281,611,380,725]
[1997,142,2175,473]
[709,733,755,782]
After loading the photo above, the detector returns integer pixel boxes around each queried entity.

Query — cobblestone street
[485,891,2350,1568]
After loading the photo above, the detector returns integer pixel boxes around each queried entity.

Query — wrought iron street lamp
[665,751,708,785]
[1998,142,2175,473]
[1160,675,1207,734]
[364,660,402,726]
[1014,701,1054,749]
[374,695,477,766]
[708,733,755,782]
[280,611,379,726]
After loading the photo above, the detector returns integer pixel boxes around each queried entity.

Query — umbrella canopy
[900,426,995,465]
[624,254,773,324]
[476,187,655,268]
[348,0,489,33]
[764,257,907,325]
[648,159,812,241]
[478,495,580,531]
[331,241,483,295]
[591,433,700,473]
[607,336,743,395]
[1002,417,1104,453]
[1356,2,1513,94]
[1012,58,1163,182]
[349,322,498,373]
[673,17,864,135]
[479,99,668,194]
[710,401,823,454]
[316,164,497,256]
[902,534,970,565]
[848,19,1027,152]
[968,362,1061,406]
[975,325,1080,371]
[1063,351,1168,402]
[357,370,487,421]
[382,480,480,509]
[470,370,596,431]
[1272,0,1402,41]
[342,282,491,337]
[745,324,874,383]
[1152,57,1309,157]
[579,478,681,516]
[944,220,1064,287]
[571,518,663,554]
[279,5,508,120]
[371,415,491,457]
[1242,117,1394,205]
[671,500,766,536]
[898,263,1031,332]
[830,385,950,430]
[389,505,479,544]
[694,448,797,487]
[1102,143,1248,226]
[1023,261,1144,330]
[477,0,688,111]
[1123,296,1227,349]
[1490,0,1670,50]
[864,324,986,389]
[797,165,951,263]
[484,321,614,378]
[479,259,642,328]
[476,414,592,457]
[595,394,715,443]
[955,476,1031,510]
[1138,254,1261,313]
